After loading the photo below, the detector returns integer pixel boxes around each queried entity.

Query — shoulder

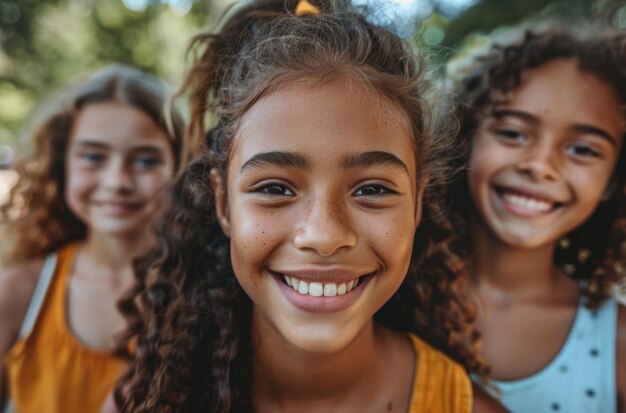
[0,259,45,344]
[409,334,473,412]
[408,335,510,413]
[472,383,511,413]
[0,259,45,309]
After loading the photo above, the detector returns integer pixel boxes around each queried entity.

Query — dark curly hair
[446,23,626,309]
[115,1,487,411]
[0,64,186,266]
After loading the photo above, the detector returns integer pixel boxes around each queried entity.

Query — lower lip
[95,203,142,217]
[271,271,374,313]
[492,189,557,218]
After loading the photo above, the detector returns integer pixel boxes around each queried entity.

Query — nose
[515,140,560,182]
[293,197,358,256]
[102,158,133,193]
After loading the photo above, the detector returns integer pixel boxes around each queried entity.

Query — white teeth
[281,274,362,297]
[309,282,323,297]
[323,283,337,297]
[503,192,552,212]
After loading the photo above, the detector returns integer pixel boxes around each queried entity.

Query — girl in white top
[446,23,626,413]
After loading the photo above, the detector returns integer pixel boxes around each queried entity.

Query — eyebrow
[339,151,408,173]
[240,150,408,174]
[73,141,167,153]
[492,108,618,146]
[240,151,310,172]
[492,108,538,125]
[73,141,109,150]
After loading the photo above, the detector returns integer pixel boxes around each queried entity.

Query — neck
[75,230,152,283]
[469,222,564,299]
[251,314,385,408]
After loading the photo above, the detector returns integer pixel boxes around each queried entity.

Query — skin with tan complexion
[212,78,420,413]
[468,59,626,406]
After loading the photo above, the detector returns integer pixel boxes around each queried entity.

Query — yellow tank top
[408,334,472,413]
[4,244,127,413]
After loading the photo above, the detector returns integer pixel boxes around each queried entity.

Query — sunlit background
[0,0,623,174]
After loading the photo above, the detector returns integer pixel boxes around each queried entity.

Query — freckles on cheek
[371,214,414,263]
[229,208,277,284]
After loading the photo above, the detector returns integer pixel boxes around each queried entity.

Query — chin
[280,322,363,355]
[499,232,550,250]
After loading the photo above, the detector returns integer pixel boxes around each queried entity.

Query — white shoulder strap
[17,253,57,340]
[2,399,13,413]
[2,254,57,413]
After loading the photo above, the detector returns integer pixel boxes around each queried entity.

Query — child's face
[213,78,421,353]
[468,58,624,249]
[65,101,175,237]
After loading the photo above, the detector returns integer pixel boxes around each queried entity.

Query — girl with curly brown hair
[446,23,626,413]
[111,1,510,412]
[0,65,185,413]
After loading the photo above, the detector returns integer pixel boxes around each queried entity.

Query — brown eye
[353,184,394,197]
[496,129,525,141]
[566,144,600,158]
[258,183,294,197]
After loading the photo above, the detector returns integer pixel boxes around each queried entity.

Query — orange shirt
[4,244,126,413]
[408,334,472,413]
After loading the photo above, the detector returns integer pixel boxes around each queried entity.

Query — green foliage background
[0,0,623,151]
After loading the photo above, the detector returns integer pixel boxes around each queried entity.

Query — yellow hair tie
[295,0,320,16]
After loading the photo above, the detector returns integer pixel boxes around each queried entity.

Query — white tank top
[490,298,618,413]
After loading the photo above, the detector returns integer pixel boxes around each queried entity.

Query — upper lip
[493,184,567,205]
[268,267,375,283]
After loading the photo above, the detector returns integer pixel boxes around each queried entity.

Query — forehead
[497,59,624,135]
[232,78,416,168]
[70,101,170,148]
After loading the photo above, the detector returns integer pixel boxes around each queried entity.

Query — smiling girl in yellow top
[113,1,506,412]
[0,65,185,413]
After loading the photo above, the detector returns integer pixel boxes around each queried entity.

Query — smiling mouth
[494,186,563,214]
[270,270,375,297]
[94,201,144,215]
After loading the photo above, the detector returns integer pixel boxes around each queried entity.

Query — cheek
[137,169,174,199]
[358,209,414,272]
[228,200,288,281]
[570,168,612,210]
[65,164,96,204]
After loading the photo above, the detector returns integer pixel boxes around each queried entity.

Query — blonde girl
[0,65,185,413]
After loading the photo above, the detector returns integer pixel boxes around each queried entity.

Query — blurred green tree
[0,0,218,147]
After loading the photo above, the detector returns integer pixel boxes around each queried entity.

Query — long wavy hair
[446,24,626,309]
[115,1,487,411]
[0,65,186,266]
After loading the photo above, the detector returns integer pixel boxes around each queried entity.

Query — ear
[210,168,231,237]
[414,176,429,226]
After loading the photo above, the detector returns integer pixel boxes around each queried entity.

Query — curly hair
[0,65,186,266]
[446,24,626,309]
[115,1,487,411]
